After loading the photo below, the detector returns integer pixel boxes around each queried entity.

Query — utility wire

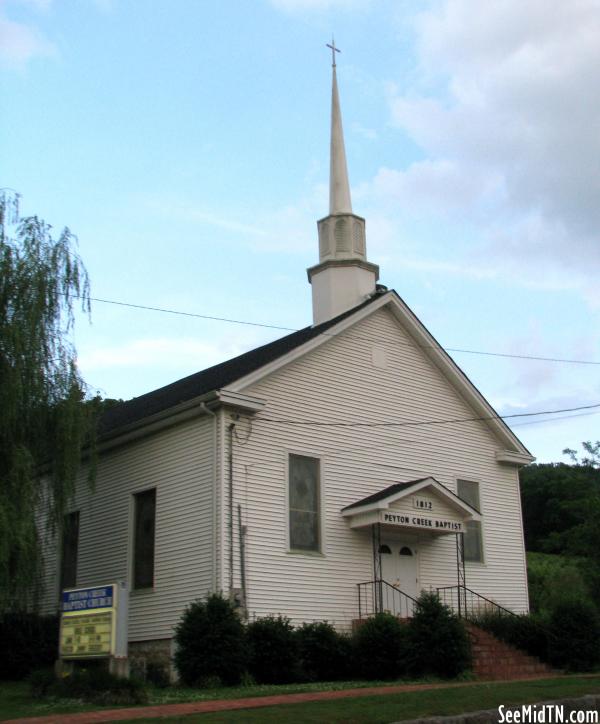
[255,402,600,429]
[81,295,296,332]
[74,294,600,367]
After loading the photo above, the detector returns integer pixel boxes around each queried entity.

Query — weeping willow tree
[0,190,97,612]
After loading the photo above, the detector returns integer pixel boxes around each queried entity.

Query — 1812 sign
[413,496,433,511]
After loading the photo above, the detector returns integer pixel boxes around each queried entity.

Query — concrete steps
[465,621,555,680]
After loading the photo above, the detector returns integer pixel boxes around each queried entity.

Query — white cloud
[381,0,600,306]
[351,121,377,141]
[0,9,55,68]
[144,190,325,255]
[80,336,259,373]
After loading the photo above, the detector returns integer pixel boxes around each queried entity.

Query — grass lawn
[2,676,600,722]
[127,677,600,723]
[0,677,451,720]
[0,680,99,720]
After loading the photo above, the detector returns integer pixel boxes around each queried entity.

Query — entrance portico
[341,477,482,617]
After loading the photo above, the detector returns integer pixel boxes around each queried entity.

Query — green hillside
[520,453,600,612]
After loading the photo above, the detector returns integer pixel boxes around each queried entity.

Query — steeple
[307,41,379,326]
[329,49,352,214]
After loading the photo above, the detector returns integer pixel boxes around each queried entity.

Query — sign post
[58,582,129,677]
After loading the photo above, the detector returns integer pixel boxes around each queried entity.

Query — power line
[73,294,600,366]
[511,409,600,428]
[81,296,296,332]
[255,401,600,429]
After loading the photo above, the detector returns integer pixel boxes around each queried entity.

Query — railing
[357,579,418,619]
[436,584,517,621]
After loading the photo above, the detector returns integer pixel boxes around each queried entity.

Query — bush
[31,667,147,705]
[29,668,56,698]
[0,612,59,680]
[407,592,471,678]
[246,615,299,684]
[527,552,593,614]
[352,613,408,681]
[474,611,549,661]
[145,658,170,688]
[548,599,600,671]
[174,593,247,686]
[295,621,351,682]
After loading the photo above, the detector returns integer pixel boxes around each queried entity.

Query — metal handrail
[357,579,418,619]
[436,584,517,620]
[436,582,565,662]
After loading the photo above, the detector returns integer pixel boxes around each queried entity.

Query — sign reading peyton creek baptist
[380,510,463,533]
[59,583,128,660]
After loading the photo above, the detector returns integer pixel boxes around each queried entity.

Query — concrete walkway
[4,674,561,724]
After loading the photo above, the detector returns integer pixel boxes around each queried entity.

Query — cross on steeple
[326,37,340,68]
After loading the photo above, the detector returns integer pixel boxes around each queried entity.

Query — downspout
[237,503,247,618]
[199,402,217,593]
[228,422,235,594]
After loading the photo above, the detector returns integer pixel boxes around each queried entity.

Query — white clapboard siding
[40,416,215,641]
[225,306,529,627]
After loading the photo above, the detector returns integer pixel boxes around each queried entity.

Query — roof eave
[97,390,265,452]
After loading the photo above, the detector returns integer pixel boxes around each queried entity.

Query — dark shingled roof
[99,293,383,436]
[342,479,430,511]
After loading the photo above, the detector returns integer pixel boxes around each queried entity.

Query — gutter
[95,390,265,454]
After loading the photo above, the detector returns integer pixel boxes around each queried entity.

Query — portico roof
[341,477,481,521]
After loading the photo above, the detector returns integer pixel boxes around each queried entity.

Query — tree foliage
[520,462,600,560]
[0,190,95,611]
[563,440,600,468]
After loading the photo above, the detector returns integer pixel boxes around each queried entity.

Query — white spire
[307,40,379,325]
[328,40,352,215]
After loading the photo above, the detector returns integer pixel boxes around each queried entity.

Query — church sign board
[59,583,128,660]
[379,510,463,533]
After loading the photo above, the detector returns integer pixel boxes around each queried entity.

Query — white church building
[42,53,534,666]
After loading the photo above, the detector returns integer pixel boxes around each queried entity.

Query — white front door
[380,542,418,599]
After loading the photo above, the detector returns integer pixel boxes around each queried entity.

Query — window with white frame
[457,479,484,563]
[288,454,320,552]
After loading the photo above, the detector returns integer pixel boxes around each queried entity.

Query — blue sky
[2,0,600,463]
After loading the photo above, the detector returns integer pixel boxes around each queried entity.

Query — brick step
[474,658,541,668]
[474,663,548,674]
[465,622,555,681]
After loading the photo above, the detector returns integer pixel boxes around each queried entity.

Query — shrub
[246,615,299,684]
[547,599,600,672]
[0,613,59,680]
[174,593,247,686]
[527,552,593,615]
[29,668,56,698]
[352,613,408,681]
[145,658,170,688]
[474,611,549,661]
[407,592,471,678]
[32,667,147,705]
[295,621,351,682]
